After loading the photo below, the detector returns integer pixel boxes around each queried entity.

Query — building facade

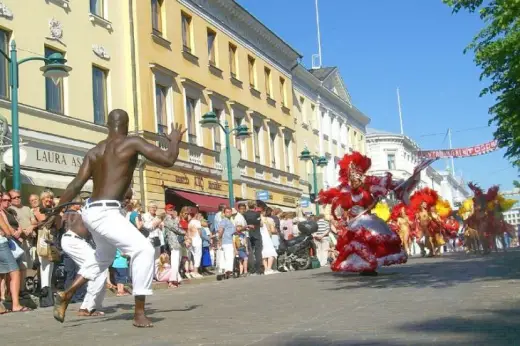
[0,0,130,198]
[292,66,369,215]
[131,0,302,214]
[366,129,470,207]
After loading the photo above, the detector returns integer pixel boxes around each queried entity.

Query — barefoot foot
[133,314,153,328]
[77,309,105,317]
[53,292,70,323]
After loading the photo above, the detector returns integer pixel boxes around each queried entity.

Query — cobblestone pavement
[2,250,520,346]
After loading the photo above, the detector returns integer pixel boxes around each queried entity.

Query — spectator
[155,253,176,285]
[260,208,278,275]
[200,218,214,275]
[142,203,163,260]
[314,215,331,266]
[233,228,249,276]
[217,207,236,279]
[188,213,203,279]
[0,191,31,313]
[266,207,279,250]
[8,189,37,289]
[163,205,184,288]
[28,194,39,210]
[243,201,263,275]
[280,213,294,240]
[213,203,226,233]
[112,249,130,297]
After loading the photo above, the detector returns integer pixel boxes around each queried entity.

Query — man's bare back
[58,109,186,205]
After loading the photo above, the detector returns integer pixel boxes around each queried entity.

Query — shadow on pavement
[304,250,520,290]
[64,304,202,328]
[396,302,520,345]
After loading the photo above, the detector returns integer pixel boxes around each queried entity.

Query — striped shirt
[315,219,330,238]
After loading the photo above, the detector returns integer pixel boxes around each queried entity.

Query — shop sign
[283,196,296,204]
[300,198,310,208]
[256,190,269,201]
[175,175,190,185]
[22,142,86,175]
[194,176,204,190]
[208,180,222,191]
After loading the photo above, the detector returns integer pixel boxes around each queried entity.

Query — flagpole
[448,128,455,176]
[397,87,404,135]
[315,0,322,68]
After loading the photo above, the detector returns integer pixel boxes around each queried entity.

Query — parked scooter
[277,220,318,271]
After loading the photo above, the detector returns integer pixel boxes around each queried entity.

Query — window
[279,77,286,106]
[234,116,242,153]
[90,0,103,17]
[155,84,168,134]
[207,29,216,65]
[213,108,222,152]
[181,12,192,51]
[186,97,197,144]
[0,29,9,99]
[269,131,276,167]
[300,97,306,123]
[45,47,64,114]
[229,43,237,78]
[248,56,256,88]
[387,153,396,170]
[253,125,261,162]
[284,136,291,172]
[92,66,108,125]
[151,0,163,35]
[264,67,271,96]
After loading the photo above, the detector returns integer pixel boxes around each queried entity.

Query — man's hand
[167,123,187,144]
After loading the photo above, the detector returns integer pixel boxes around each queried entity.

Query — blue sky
[238,0,517,192]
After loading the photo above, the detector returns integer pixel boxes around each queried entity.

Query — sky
[238,0,517,192]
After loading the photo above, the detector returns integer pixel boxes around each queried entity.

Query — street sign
[300,198,310,208]
[256,190,269,201]
[220,147,241,181]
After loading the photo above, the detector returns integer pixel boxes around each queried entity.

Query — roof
[366,128,398,136]
[308,67,336,81]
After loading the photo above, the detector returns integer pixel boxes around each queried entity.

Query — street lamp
[0,41,72,190]
[299,147,328,215]
[200,111,250,208]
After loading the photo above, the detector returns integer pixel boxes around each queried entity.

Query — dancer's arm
[60,153,94,205]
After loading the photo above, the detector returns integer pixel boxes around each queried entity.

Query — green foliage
[514,180,520,189]
[443,0,520,167]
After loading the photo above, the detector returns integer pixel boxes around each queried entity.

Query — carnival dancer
[390,204,414,256]
[458,198,479,253]
[52,109,186,328]
[444,215,460,252]
[59,196,107,317]
[410,188,439,257]
[317,152,408,276]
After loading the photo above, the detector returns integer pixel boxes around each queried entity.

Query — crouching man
[59,196,106,316]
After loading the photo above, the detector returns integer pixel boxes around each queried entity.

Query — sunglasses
[11,196,20,199]
[2,199,11,202]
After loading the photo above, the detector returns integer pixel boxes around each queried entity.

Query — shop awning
[170,190,228,212]
[21,170,93,192]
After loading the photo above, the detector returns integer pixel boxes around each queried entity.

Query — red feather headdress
[410,187,439,213]
[337,151,372,185]
[390,203,415,221]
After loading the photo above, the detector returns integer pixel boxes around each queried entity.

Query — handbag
[8,239,24,259]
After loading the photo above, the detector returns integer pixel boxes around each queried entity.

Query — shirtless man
[396,207,410,255]
[59,196,106,317]
[429,206,445,256]
[53,109,186,327]
[416,201,434,257]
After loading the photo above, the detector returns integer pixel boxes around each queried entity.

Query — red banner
[417,140,499,159]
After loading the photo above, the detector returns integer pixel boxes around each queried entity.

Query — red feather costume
[317,152,408,273]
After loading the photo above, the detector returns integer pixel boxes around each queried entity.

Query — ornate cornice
[92,45,110,60]
[181,0,300,77]
[0,2,13,19]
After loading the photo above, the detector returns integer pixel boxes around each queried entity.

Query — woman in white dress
[260,212,278,275]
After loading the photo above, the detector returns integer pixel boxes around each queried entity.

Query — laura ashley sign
[22,142,87,175]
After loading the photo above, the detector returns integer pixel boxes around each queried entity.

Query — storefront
[3,128,94,202]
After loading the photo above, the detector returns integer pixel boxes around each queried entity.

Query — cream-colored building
[0,0,131,198]
[130,0,302,213]
[292,65,369,215]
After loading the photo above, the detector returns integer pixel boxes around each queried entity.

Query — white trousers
[38,255,53,288]
[221,244,234,272]
[61,231,107,312]
[314,237,330,266]
[169,248,182,283]
[80,202,155,296]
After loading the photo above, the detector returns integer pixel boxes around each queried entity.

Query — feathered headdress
[410,187,439,213]
[497,194,517,212]
[458,197,474,220]
[390,202,415,221]
[435,199,452,219]
[468,182,500,210]
[337,151,372,185]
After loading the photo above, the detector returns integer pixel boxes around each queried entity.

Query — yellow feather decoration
[435,199,452,218]
[372,201,390,222]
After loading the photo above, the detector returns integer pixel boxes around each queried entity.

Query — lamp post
[0,40,72,190]
[200,111,250,208]
[299,147,328,215]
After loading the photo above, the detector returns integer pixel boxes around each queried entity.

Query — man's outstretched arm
[60,154,93,205]
[129,123,186,167]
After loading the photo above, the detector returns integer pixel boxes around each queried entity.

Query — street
[2,250,520,346]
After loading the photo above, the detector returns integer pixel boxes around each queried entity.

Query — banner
[417,140,498,159]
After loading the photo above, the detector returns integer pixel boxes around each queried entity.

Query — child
[233,230,249,276]
[112,249,130,296]
[182,236,195,279]
[155,253,179,288]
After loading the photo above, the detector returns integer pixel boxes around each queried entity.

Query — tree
[443,0,520,167]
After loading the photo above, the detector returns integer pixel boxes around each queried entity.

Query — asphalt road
[2,250,520,346]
